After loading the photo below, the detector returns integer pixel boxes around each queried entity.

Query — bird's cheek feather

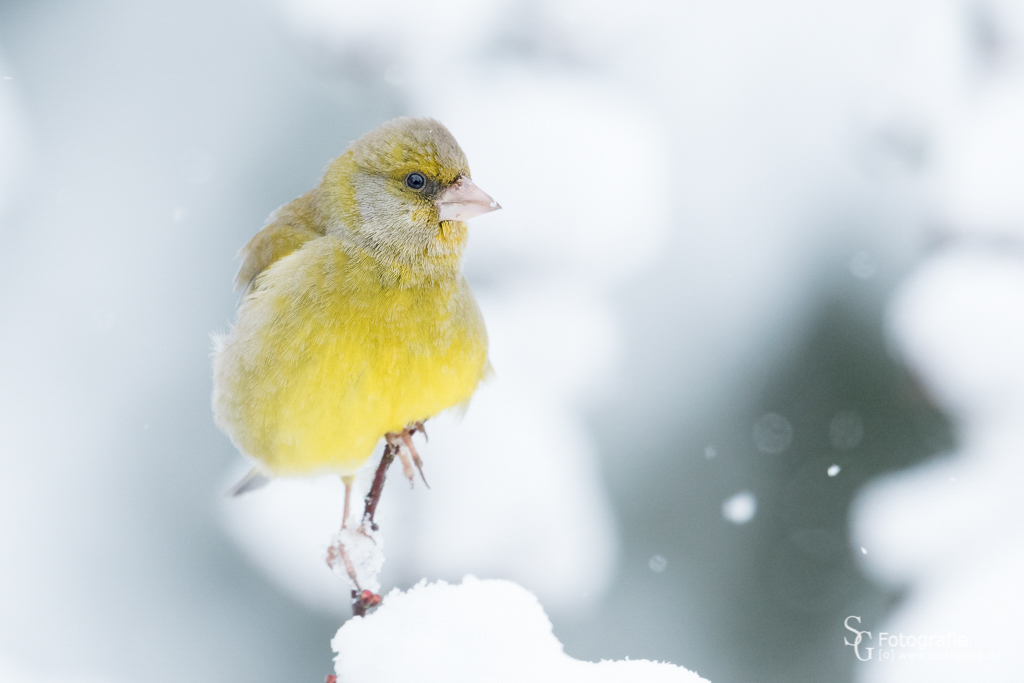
[411,205,436,226]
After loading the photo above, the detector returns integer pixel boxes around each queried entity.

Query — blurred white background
[1,1,1021,681]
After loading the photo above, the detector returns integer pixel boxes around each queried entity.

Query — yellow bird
[212,117,499,524]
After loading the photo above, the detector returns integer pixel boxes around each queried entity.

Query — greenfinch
[212,117,499,514]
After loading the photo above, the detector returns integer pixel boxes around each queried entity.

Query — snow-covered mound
[332,577,709,683]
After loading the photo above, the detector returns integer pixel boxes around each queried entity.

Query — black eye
[405,172,426,190]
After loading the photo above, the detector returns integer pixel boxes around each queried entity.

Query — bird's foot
[325,540,360,589]
[354,523,377,544]
[357,422,430,533]
[403,428,430,488]
[395,424,430,488]
[387,432,416,486]
[327,538,383,616]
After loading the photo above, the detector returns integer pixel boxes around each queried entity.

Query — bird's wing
[236,191,326,294]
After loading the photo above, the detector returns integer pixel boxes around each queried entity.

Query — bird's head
[317,117,499,282]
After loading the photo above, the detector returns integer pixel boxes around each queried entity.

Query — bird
[212,116,499,549]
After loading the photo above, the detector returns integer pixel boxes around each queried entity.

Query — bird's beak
[436,176,501,222]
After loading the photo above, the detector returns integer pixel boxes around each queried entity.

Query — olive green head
[317,117,499,282]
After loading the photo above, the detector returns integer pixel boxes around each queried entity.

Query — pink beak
[436,176,501,222]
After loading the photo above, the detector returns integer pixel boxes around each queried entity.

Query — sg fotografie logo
[843,616,980,663]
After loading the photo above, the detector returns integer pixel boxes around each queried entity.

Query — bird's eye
[405,173,426,190]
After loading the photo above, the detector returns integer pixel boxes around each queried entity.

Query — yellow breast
[212,237,488,476]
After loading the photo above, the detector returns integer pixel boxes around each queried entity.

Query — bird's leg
[361,440,396,532]
[340,475,354,530]
[401,425,430,488]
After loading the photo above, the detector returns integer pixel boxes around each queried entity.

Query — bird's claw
[400,426,430,488]
[395,444,416,487]
[413,457,429,489]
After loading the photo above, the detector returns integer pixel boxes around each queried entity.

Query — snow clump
[332,577,709,683]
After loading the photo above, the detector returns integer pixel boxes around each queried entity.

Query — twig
[362,443,396,531]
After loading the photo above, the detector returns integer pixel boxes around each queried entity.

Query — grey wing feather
[227,467,272,497]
